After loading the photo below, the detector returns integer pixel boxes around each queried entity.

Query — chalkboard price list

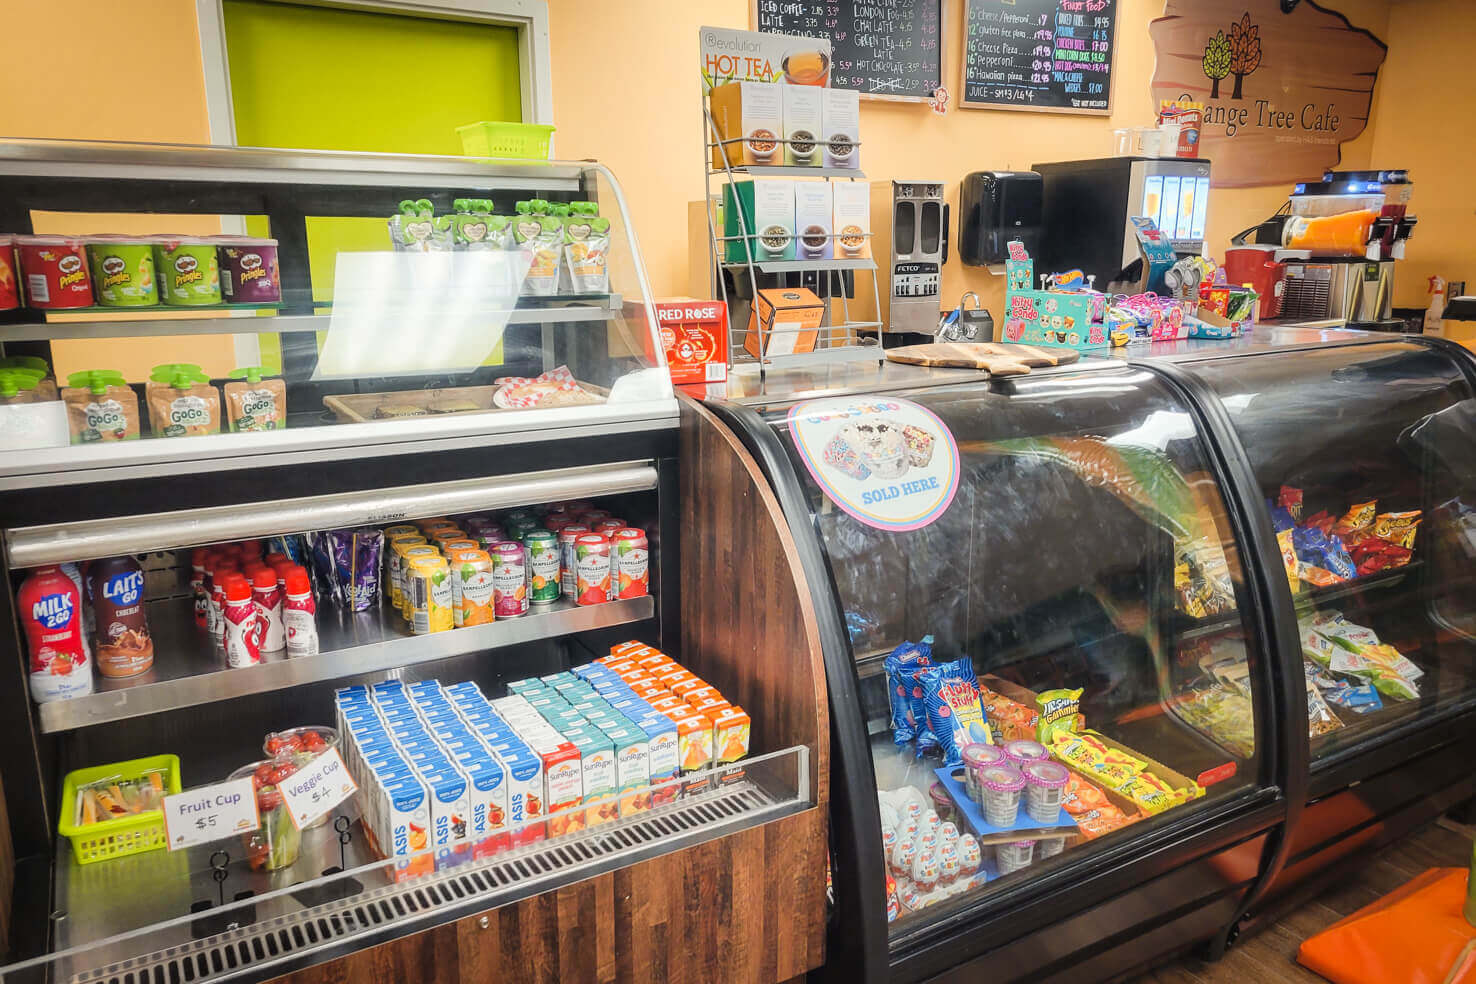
[962,0,1116,112]
[755,0,943,99]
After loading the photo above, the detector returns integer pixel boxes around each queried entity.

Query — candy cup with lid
[979,763,1026,828]
[961,743,1005,803]
[1021,760,1071,824]
[1038,836,1066,860]
[996,839,1035,876]
[1003,738,1049,766]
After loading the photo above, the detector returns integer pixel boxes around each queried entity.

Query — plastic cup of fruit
[230,759,303,871]
[262,727,339,829]
[979,763,1026,828]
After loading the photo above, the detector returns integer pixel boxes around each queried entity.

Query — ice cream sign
[787,397,959,532]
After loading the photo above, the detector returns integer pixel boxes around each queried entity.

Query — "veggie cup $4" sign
[787,397,959,532]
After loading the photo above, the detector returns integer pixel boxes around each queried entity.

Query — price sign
[280,748,358,831]
[163,777,260,852]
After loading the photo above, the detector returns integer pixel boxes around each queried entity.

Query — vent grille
[1282,267,1332,319]
[71,783,779,984]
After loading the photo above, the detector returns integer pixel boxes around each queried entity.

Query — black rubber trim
[1411,333,1476,390]
[702,399,888,984]
[1131,359,1309,936]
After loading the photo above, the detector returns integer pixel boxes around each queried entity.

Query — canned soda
[451,550,496,627]
[506,518,541,542]
[398,545,441,620]
[525,530,562,604]
[593,518,627,537]
[489,541,529,618]
[501,509,537,527]
[386,534,427,610]
[544,514,574,534]
[574,534,612,606]
[406,555,452,634]
[610,528,650,600]
[558,524,590,598]
[578,509,611,526]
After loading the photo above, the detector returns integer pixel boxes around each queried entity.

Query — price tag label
[280,748,358,831]
[163,777,260,852]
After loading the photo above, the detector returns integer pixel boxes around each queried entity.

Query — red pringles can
[610,528,650,600]
[15,236,94,309]
[573,533,611,607]
[0,235,19,310]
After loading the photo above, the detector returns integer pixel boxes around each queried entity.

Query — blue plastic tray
[933,766,1074,839]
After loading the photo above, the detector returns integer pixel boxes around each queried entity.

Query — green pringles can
[525,529,562,604]
[86,237,157,307]
[154,237,222,306]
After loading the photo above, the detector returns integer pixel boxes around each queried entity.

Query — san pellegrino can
[525,530,562,604]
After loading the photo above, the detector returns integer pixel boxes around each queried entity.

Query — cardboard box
[649,297,729,385]
[708,80,783,169]
[822,88,860,169]
[782,84,823,167]
[723,179,794,263]
[832,181,872,260]
[794,182,834,260]
[744,287,825,359]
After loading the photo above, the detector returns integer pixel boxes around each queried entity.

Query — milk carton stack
[333,642,752,877]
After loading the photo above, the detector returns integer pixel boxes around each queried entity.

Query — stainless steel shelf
[8,461,657,567]
[37,593,655,733]
[1,297,624,341]
[721,257,879,274]
[708,165,867,178]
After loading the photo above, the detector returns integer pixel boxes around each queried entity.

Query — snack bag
[918,658,991,767]
[389,198,451,252]
[562,201,612,294]
[450,199,505,250]
[62,370,141,444]
[1036,687,1082,744]
[146,367,220,438]
[1276,529,1299,593]
[1373,511,1422,549]
[1278,486,1303,523]
[1324,682,1383,714]
[223,366,286,432]
[882,636,933,746]
[1304,663,1344,736]
[511,200,563,296]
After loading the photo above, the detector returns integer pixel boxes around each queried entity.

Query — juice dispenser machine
[869,179,949,336]
[1034,157,1212,289]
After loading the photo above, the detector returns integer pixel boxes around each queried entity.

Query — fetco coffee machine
[1034,157,1212,289]
[870,179,948,335]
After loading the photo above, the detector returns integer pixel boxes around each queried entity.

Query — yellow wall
[0,0,240,381]
[1369,0,1474,309]
[546,0,1395,318]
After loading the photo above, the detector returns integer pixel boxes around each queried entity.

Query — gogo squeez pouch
[883,636,934,749]
[388,199,451,252]
[512,200,563,296]
[920,657,991,768]
[562,201,612,294]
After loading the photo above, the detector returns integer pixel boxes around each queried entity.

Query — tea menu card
[751,0,944,100]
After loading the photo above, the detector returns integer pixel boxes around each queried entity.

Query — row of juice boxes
[334,643,750,881]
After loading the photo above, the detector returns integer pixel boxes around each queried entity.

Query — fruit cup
[230,759,303,871]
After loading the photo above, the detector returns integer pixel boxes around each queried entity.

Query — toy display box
[1001,242,1111,351]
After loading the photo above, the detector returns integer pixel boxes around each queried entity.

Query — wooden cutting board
[885,342,1082,376]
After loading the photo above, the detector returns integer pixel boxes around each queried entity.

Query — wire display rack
[701,99,888,379]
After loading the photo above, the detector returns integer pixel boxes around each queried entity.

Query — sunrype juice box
[567,729,618,826]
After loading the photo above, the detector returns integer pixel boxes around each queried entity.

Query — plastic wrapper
[1293,526,1356,581]
[919,657,991,767]
[306,528,383,611]
[1303,663,1344,736]
[1035,687,1082,744]
[1325,682,1383,714]
[978,686,1040,742]
[883,637,934,748]
[1176,685,1256,756]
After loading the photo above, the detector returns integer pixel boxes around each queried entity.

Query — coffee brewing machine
[1234,169,1417,329]
[870,179,949,336]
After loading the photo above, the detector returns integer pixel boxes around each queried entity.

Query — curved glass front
[1188,341,1476,764]
[755,366,1267,936]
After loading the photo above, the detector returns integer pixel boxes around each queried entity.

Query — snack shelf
[37,593,655,733]
[1292,561,1423,611]
[0,295,625,341]
[43,745,810,984]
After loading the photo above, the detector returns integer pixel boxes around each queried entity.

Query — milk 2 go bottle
[18,565,93,702]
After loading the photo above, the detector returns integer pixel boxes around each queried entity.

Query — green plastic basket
[456,121,555,160]
[58,754,182,864]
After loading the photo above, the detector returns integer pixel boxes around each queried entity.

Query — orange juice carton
[492,746,546,846]
[416,758,472,869]
[670,677,709,700]
[635,651,674,672]
[713,705,751,764]
[443,746,509,859]
[682,685,722,707]
[609,640,647,658]
[649,694,687,715]
[633,713,681,806]
[524,733,582,837]
[607,726,651,814]
[631,681,670,700]
[649,298,729,386]
[660,667,696,686]
[671,709,715,794]
[381,772,434,881]
[605,659,638,676]
[690,696,733,720]
[567,729,618,826]
[621,668,658,686]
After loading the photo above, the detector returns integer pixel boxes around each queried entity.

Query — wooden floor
[1131,817,1474,984]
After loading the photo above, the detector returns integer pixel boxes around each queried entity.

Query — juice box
[506,679,547,697]
[530,736,583,837]
[671,709,715,795]
[649,694,687,715]
[712,706,752,776]
[458,752,510,858]
[670,677,708,699]
[419,759,471,869]
[608,726,651,815]
[608,640,647,658]
[568,730,618,826]
[493,747,546,846]
[635,713,681,806]
[683,685,722,706]
[381,773,434,882]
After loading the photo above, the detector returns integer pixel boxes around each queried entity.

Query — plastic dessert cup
[996,839,1035,875]
[1021,760,1070,824]
[962,743,1006,804]
[1003,738,1049,766]
[979,763,1026,828]
[1038,836,1065,860]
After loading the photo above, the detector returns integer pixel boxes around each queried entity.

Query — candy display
[1270,488,1422,586]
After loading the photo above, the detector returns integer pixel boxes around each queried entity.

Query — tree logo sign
[1151,0,1385,187]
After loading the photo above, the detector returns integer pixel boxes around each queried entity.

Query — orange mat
[1298,867,1476,984]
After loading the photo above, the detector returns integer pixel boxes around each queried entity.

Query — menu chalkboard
[752,0,943,101]
[962,0,1116,114]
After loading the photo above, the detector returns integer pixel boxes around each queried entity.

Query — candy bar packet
[882,636,933,747]
[919,657,991,768]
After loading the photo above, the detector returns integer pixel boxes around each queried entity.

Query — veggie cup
[262,727,339,829]
[978,763,1026,828]
[230,759,302,871]
[1021,760,1070,824]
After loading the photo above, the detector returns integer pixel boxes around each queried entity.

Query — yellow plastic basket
[58,754,182,864]
[456,121,555,160]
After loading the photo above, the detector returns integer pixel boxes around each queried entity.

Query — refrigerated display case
[702,327,1476,983]
[0,141,827,984]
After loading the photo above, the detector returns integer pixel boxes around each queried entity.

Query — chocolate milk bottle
[89,555,154,678]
